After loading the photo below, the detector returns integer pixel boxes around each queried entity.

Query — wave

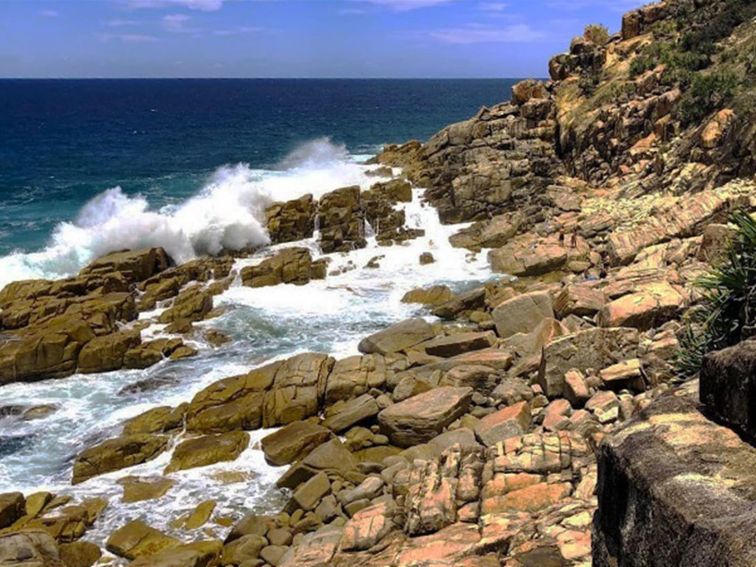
[0,138,373,290]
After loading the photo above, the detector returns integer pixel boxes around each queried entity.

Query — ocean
[0,78,512,550]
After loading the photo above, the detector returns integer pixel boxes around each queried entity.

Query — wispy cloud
[428,22,544,44]
[213,26,263,36]
[107,19,140,27]
[126,0,225,11]
[39,9,59,17]
[98,32,159,43]
[162,13,193,32]
[478,2,507,12]
[359,0,454,11]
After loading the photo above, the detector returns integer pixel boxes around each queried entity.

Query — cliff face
[379,0,756,224]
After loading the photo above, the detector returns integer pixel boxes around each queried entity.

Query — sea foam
[0,138,372,289]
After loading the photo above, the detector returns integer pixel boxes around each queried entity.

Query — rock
[491,377,534,406]
[357,318,436,355]
[393,522,482,565]
[593,381,756,567]
[449,212,522,251]
[564,369,591,407]
[318,186,366,253]
[599,359,646,392]
[158,286,213,324]
[482,482,571,514]
[129,541,222,567]
[222,534,267,565]
[225,514,276,543]
[419,252,435,265]
[261,421,333,466]
[474,401,532,446]
[489,233,587,277]
[123,338,183,369]
[277,524,343,567]
[0,530,63,566]
[414,331,496,358]
[597,282,685,330]
[492,291,554,338]
[324,354,386,405]
[172,500,216,530]
[0,492,24,529]
[117,476,175,503]
[322,394,380,433]
[241,247,327,288]
[586,390,620,424]
[700,341,756,440]
[58,541,101,567]
[266,194,316,243]
[365,178,412,202]
[72,434,169,484]
[122,404,187,435]
[401,285,455,307]
[439,365,497,395]
[542,399,572,431]
[340,500,394,551]
[698,223,736,265]
[80,247,171,284]
[378,386,472,447]
[165,431,249,473]
[276,438,358,490]
[538,327,639,398]
[261,544,287,566]
[77,330,141,374]
[432,288,487,320]
[512,79,548,105]
[700,108,735,149]
[289,471,331,512]
[105,520,179,560]
[554,284,606,318]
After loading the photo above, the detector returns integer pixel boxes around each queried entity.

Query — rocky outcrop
[240,247,327,288]
[72,435,169,484]
[318,186,366,253]
[266,194,316,244]
[593,381,756,567]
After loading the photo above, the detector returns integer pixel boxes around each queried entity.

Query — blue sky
[0,0,647,78]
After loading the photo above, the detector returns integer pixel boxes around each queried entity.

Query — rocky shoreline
[1,0,756,565]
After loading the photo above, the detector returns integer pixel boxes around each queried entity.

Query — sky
[0,0,648,78]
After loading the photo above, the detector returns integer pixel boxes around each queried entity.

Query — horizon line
[0,76,544,81]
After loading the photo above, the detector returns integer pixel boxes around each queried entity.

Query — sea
[0,78,514,550]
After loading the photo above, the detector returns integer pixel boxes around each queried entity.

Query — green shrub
[676,71,738,125]
[675,210,756,378]
[584,24,610,46]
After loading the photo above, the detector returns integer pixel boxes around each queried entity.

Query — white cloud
[428,22,544,44]
[39,9,59,17]
[360,0,454,11]
[127,0,225,11]
[162,13,192,32]
[213,26,263,36]
[478,2,507,12]
[98,33,159,43]
[107,19,140,27]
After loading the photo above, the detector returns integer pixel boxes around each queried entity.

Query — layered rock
[240,247,327,288]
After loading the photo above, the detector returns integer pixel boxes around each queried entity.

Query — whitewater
[0,138,495,556]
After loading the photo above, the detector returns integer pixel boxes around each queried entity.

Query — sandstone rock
[324,354,386,405]
[512,79,548,105]
[322,394,380,433]
[276,438,358,490]
[72,434,169,484]
[261,421,333,466]
[105,520,179,560]
[123,337,183,369]
[129,541,222,567]
[0,492,24,529]
[0,530,63,567]
[80,247,171,284]
[319,186,366,253]
[586,390,620,424]
[266,194,316,244]
[538,327,639,398]
[593,380,756,567]
[117,476,175,503]
[241,247,327,288]
[439,365,497,395]
[165,431,249,473]
[700,108,735,149]
[289,471,331,512]
[432,288,487,320]
[492,291,554,338]
[554,284,606,318]
[223,533,267,565]
[449,212,522,251]
[482,482,571,514]
[599,358,646,393]
[393,522,481,566]
[340,500,394,551]
[357,318,436,355]
[564,369,591,407]
[58,541,101,567]
[77,330,141,374]
[122,404,187,435]
[414,331,496,358]
[701,341,756,440]
[419,252,435,265]
[277,524,343,567]
[401,285,455,307]
[158,286,213,324]
[378,387,472,447]
[597,282,685,330]
[474,401,532,446]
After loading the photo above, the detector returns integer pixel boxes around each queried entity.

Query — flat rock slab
[261,421,333,466]
[593,380,756,567]
[165,431,249,473]
[358,318,436,355]
[378,387,473,447]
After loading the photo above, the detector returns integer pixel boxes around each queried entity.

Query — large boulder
[240,248,327,288]
[165,431,249,473]
[77,330,141,374]
[0,530,64,566]
[538,327,640,398]
[129,541,221,567]
[449,212,522,251]
[324,354,386,405]
[0,492,24,529]
[260,421,333,466]
[318,186,366,253]
[72,434,169,484]
[322,393,380,433]
[554,284,606,318]
[378,386,472,447]
[492,291,554,338]
[597,282,685,330]
[412,331,496,358]
[700,340,756,440]
[105,520,179,560]
[474,401,532,446]
[80,247,171,284]
[358,318,436,355]
[593,381,756,567]
[266,194,316,244]
[158,286,213,324]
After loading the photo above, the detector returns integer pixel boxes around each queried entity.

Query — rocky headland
[1,0,755,566]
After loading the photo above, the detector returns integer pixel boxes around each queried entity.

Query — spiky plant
[674,210,756,378]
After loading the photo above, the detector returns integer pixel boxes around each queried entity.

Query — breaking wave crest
[0,138,371,289]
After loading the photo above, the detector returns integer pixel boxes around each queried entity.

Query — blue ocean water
[0,79,514,257]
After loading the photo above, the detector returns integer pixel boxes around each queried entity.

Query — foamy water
[0,140,495,555]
